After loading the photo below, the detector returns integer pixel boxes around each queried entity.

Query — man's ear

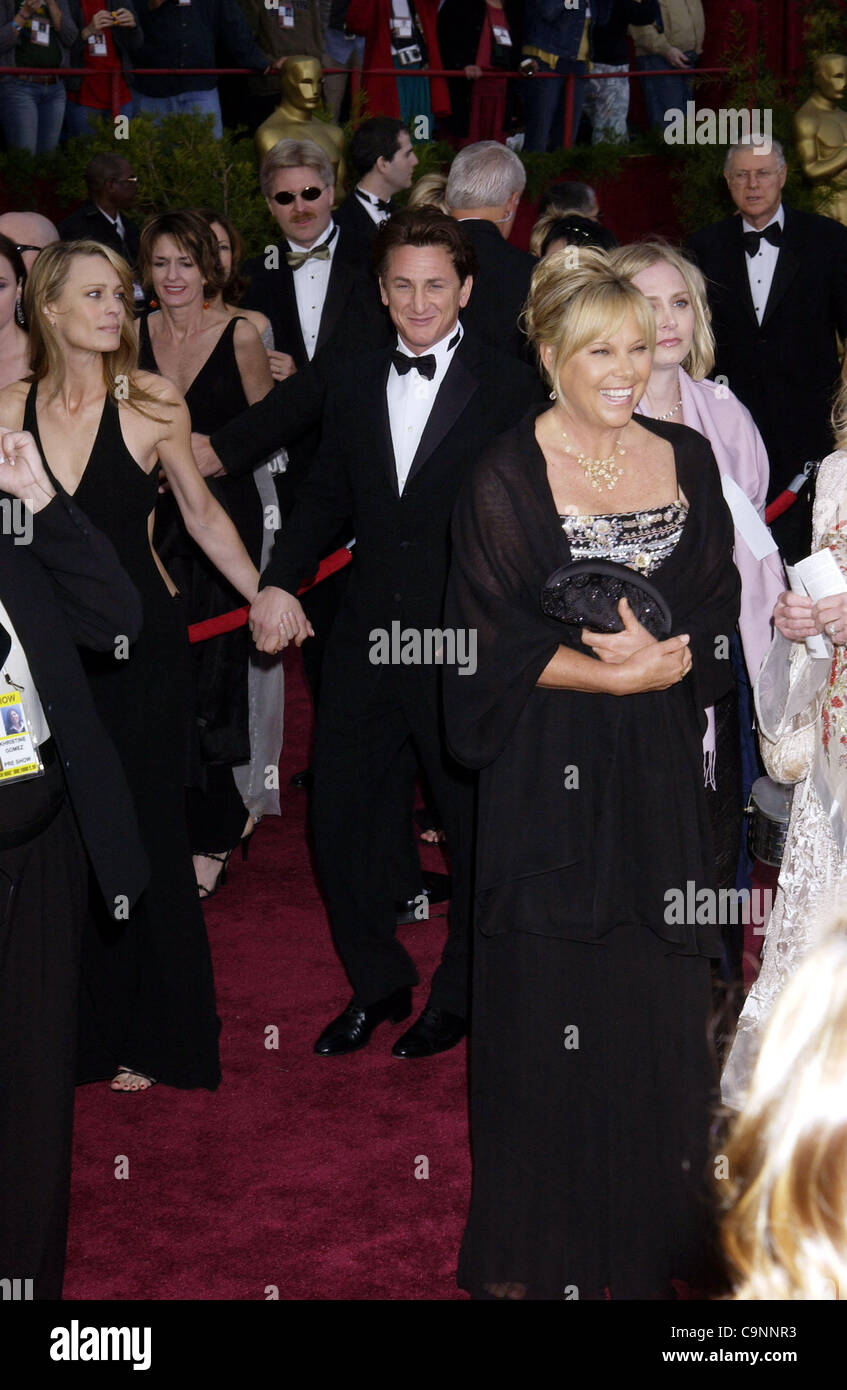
[459,275,473,309]
[378,276,389,308]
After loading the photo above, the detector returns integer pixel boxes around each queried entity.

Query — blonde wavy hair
[523,245,655,390]
[720,914,847,1300]
[610,241,715,380]
[25,240,165,418]
[831,365,847,451]
[529,207,561,258]
[407,171,450,214]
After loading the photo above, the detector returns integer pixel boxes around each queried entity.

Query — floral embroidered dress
[722,450,847,1110]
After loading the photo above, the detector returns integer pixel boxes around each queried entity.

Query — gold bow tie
[286,243,332,269]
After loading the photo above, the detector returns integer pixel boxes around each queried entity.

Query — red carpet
[64,650,470,1301]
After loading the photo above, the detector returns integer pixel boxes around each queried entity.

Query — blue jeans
[635,52,699,131]
[64,96,135,138]
[523,57,587,151]
[135,86,222,139]
[0,77,66,154]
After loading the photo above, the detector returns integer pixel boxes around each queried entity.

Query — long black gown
[24,385,221,1089]
[444,409,741,1300]
[140,315,260,851]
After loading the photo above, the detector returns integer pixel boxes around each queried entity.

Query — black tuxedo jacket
[58,202,141,266]
[334,190,389,268]
[456,218,536,361]
[238,229,391,510]
[686,205,847,498]
[259,330,544,652]
[0,493,148,914]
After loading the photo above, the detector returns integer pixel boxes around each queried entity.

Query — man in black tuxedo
[0,429,148,1299]
[58,153,141,268]
[239,136,391,514]
[243,210,541,1059]
[687,137,847,560]
[334,116,419,267]
[446,140,536,360]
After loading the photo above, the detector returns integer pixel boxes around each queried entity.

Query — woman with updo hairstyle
[138,211,274,899]
[444,246,740,1299]
[612,240,785,1009]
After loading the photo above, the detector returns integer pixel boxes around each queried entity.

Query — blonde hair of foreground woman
[720,915,847,1300]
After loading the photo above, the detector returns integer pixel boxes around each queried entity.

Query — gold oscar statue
[794,53,847,227]
[255,55,346,188]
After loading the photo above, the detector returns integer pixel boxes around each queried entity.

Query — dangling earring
[202,301,210,310]
[149,298,158,309]
[549,388,557,401]
[15,298,24,326]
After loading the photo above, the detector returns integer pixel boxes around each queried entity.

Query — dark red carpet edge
[64,648,470,1301]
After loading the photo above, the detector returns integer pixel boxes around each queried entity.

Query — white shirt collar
[394,321,463,365]
[285,219,337,256]
[741,202,784,235]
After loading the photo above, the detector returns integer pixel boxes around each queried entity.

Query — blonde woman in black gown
[0,240,260,1093]
[445,249,740,1298]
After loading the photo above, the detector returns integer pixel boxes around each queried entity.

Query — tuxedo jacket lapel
[727,218,759,327]
[761,210,801,327]
[276,260,308,364]
[405,351,479,488]
[315,256,351,357]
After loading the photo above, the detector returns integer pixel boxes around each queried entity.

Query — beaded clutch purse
[541,560,673,639]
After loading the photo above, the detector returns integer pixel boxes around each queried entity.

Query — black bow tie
[355,187,393,215]
[743,222,782,257]
[392,351,436,380]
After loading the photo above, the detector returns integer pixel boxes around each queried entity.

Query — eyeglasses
[15,243,41,255]
[727,169,781,184]
[272,186,326,206]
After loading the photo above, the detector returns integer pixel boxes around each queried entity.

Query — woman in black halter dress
[0,239,261,1092]
[137,213,273,898]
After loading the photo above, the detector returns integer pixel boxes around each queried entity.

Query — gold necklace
[560,427,626,492]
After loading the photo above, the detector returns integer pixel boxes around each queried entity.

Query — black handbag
[541,559,673,638]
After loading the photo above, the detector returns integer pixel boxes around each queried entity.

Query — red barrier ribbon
[187,545,353,644]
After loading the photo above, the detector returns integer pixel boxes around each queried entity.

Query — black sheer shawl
[444,407,741,953]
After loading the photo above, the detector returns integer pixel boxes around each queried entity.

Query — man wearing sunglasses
[0,210,58,272]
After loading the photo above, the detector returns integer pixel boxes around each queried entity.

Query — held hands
[267,350,297,383]
[665,46,691,69]
[0,429,56,511]
[464,64,483,79]
[581,596,655,665]
[111,7,136,24]
[84,9,114,33]
[248,586,315,654]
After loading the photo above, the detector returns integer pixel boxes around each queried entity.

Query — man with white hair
[446,140,536,359]
[0,211,58,272]
[687,138,847,559]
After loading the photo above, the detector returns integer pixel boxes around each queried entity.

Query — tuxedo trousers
[0,783,87,1300]
[311,648,475,1017]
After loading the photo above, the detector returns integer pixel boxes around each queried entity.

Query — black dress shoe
[395,870,452,925]
[314,986,412,1056]
[391,1006,466,1059]
[290,767,313,790]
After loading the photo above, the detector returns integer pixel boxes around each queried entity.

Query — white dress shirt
[287,220,338,361]
[743,203,784,325]
[0,597,50,746]
[354,186,392,227]
[387,323,463,494]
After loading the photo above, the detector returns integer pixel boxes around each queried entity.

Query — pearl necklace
[646,394,683,422]
[561,427,626,492]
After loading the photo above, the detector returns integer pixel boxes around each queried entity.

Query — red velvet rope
[186,546,353,644]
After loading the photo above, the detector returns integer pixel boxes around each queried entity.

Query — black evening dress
[24,384,221,1089]
[444,410,741,1300]
[140,315,262,852]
